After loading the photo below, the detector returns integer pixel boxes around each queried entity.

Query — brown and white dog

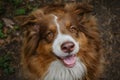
[17,2,104,80]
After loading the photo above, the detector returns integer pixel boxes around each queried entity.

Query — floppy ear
[65,2,93,15]
[15,9,44,27]
[14,15,39,56]
[15,10,44,57]
[15,15,40,36]
[14,15,27,25]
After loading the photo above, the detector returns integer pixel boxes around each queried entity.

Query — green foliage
[14,25,19,30]
[0,22,6,39]
[0,30,6,38]
[0,53,15,75]
[0,22,3,29]
[15,8,26,15]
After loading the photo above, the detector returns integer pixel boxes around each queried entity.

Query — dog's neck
[42,58,86,80]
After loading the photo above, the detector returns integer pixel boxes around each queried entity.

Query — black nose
[61,41,75,53]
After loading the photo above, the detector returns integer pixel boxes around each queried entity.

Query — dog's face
[39,14,80,68]
[17,3,103,80]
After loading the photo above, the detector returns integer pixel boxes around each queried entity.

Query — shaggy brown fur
[16,2,104,80]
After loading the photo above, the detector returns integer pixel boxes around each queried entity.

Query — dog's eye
[70,26,77,33]
[46,31,54,42]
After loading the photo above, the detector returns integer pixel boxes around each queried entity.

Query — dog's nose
[61,41,75,53]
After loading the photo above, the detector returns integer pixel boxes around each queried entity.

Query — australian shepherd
[17,2,104,80]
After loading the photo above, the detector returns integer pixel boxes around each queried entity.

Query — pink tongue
[62,55,76,67]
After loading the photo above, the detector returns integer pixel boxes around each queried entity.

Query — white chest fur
[43,58,86,80]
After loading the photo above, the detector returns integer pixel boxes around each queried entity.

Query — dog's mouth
[57,54,77,68]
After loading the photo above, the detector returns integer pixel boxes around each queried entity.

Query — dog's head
[16,3,103,80]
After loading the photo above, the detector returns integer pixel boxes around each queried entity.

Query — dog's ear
[15,15,40,37]
[15,10,45,57]
[65,2,93,15]
[14,9,45,36]
[15,15,33,27]
[15,9,44,27]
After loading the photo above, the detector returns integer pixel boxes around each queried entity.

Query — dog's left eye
[70,26,77,33]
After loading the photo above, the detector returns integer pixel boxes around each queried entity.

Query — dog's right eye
[47,32,53,39]
[45,31,54,42]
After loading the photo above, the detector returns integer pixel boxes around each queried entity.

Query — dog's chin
[57,54,77,68]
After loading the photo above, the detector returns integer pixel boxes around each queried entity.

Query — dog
[16,2,104,80]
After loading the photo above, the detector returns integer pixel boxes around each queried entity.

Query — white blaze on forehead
[52,15,61,34]
[52,14,79,57]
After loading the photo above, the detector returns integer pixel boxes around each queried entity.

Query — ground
[0,0,120,80]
